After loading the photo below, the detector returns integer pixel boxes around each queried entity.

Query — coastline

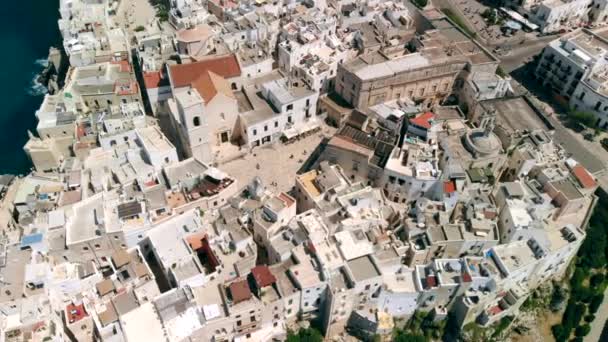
[0,0,62,175]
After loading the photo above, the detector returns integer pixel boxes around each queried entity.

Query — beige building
[335,19,498,110]
[167,55,242,162]
[63,59,142,113]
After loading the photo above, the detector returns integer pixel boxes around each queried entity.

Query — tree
[589,293,604,314]
[569,111,597,128]
[575,324,591,337]
[393,330,427,342]
[134,26,145,32]
[590,273,605,287]
[413,0,428,7]
[578,225,608,268]
[286,328,324,342]
[481,9,498,25]
[550,285,568,312]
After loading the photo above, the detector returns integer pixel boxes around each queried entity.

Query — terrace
[185,175,235,201]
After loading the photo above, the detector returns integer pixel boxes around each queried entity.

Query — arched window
[193,116,201,127]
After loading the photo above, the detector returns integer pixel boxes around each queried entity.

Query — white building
[536,28,608,127]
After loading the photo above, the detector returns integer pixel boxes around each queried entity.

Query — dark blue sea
[0,0,61,174]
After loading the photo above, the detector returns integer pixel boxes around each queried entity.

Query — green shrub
[584,314,595,323]
[569,111,597,128]
[590,273,605,287]
[552,325,566,342]
[589,293,604,314]
[286,327,324,342]
[575,324,591,337]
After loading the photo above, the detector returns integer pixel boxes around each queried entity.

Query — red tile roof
[251,265,277,288]
[229,280,252,304]
[443,180,456,194]
[191,70,235,103]
[572,165,597,189]
[66,303,88,324]
[186,232,207,251]
[111,60,132,73]
[278,192,296,207]
[143,71,170,89]
[169,54,241,89]
[488,305,503,315]
[409,112,435,130]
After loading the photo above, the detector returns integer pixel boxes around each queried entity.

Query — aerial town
[2,0,608,341]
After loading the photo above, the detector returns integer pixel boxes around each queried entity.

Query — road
[500,35,560,72]
[585,287,608,342]
[508,61,608,180]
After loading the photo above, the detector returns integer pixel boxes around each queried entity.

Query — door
[220,131,229,143]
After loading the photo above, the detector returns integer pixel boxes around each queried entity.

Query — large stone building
[335,18,499,110]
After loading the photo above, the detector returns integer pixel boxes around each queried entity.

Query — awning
[504,20,522,30]
[282,127,299,140]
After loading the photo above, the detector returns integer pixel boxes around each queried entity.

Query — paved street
[585,286,608,342]
[500,35,559,72]
[509,63,608,191]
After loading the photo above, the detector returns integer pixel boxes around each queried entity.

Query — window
[306,99,310,106]
[250,316,256,322]
[193,116,201,127]
[304,302,309,307]
[253,129,257,136]
[83,246,89,251]
[287,309,292,314]
[287,104,293,111]
[264,125,268,132]
[237,320,242,326]
[274,121,278,128]
[365,284,371,290]
[288,299,293,305]
[288,116,292,123]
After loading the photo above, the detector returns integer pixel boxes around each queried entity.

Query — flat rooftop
[347,255,381,282]
[120,302,165,342]
[491,241,538,275]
